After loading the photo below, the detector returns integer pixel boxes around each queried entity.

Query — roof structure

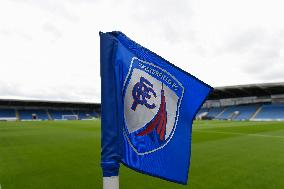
[1,82,284,107]
[209,82,284,100]
[0,99,100,109]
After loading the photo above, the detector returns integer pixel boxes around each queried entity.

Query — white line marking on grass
[194,130,284,139]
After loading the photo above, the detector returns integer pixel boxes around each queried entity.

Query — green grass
[0,120,284,189]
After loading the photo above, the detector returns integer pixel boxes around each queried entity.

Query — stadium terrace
[1,82,283,122]
[0,99,100,121]
[197,82,284,121]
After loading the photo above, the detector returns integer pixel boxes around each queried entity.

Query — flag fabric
[100,31,213,184]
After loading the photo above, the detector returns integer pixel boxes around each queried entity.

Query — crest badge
[123,57,184,155]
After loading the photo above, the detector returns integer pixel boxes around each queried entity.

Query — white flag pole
[103,176,119,189]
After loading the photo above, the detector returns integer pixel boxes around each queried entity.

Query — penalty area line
[194,130,284,139]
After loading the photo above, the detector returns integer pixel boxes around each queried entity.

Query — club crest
[123,57,184,155]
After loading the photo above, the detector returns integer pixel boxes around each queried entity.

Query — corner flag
[100,31,213,186]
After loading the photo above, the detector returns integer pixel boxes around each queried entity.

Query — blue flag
[100,31,213,184]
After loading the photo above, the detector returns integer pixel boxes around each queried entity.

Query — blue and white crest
[123,57,184,155]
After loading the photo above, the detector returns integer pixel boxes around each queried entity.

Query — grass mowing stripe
[194,130,284,139]
[0,120,284,189]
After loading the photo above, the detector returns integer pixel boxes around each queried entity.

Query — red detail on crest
[136,88,167,141]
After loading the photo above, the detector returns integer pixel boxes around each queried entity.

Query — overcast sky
[0,0,284,103]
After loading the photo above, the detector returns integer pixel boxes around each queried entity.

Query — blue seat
[76,110,99,119]
[48,110,74,120]
[207,107,224,118]
[18,109,49,120]
[216,105,259,120]
[0,109,16,118]
[255,104,284,120]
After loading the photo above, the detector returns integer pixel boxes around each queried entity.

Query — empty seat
[18,109,49,120]
[255,104,284,120]
[48,110,74,120]
[0,109,16,118]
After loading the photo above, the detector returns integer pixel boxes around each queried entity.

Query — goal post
[62,115,78,120]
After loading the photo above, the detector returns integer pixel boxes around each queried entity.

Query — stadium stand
[254,104,284,120]
[0,99,100,121]
[216,104,259,120]
[198,82,284,121]
[233,105,260,120]
[76,110,98,119]
[18,109,49,120]
[48,109,75,120]
[196,108,208,118]
[216,106,237,120]
[207,107,224,119]
[0,109,16,117]
[0,109,16,121]
[1,82,284,122]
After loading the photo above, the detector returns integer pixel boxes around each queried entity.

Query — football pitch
[0,120,284,189]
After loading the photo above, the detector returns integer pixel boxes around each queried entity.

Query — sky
[0,0,284,103]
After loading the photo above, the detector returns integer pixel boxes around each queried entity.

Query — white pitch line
[194,130,284,139]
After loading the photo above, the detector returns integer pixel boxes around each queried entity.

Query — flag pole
[103,176,119,189]
[100,32,121,189]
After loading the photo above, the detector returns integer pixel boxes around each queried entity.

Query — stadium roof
[209,82,284,100]
[0,99,99,109]
[2,82,284,104]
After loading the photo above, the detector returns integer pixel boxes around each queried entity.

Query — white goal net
[62,115,78,120]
